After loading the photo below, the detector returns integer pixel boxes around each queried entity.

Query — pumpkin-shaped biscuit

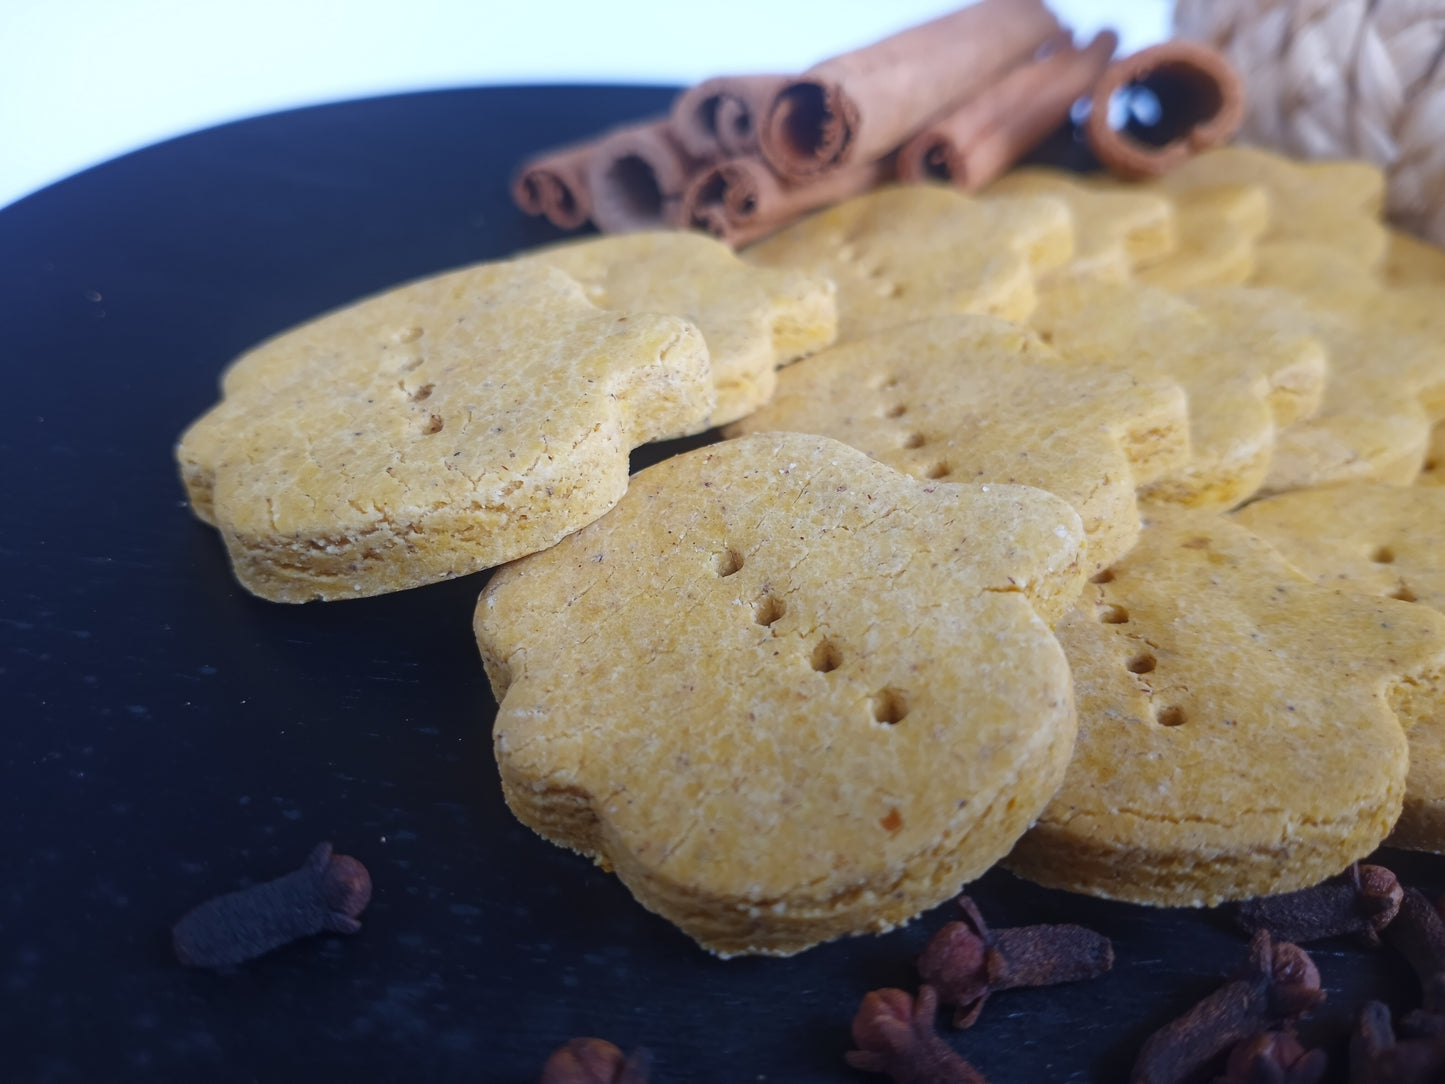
[1006,510,1445,906]
[476,432,1087,956]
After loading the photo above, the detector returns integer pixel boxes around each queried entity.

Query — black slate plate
[0,84,1437,1083]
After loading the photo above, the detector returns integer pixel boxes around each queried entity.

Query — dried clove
[1131,931,1325,1084]
[1236,864,1402,946]
[1384,888,1445,1014]
[172,842,371,968]
[917,895,1114,1027]
[845,985,990,1084]
[539,1038,652,1084]
[1349,1001,1445,1084]
[1212,1030,1326,1084]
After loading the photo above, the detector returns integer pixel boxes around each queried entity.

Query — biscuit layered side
[1005,511,1445,906]
[476,433,1087,956]
[176,262,715,603]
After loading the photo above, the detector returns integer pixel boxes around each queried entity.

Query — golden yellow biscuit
[984,168,1175,283]
[517,231,836,429]
[1133,183,1269,291]
[742,185,1072,341]
[1234,484,1445,851]
[1005,510,1445,906]
[1158,146,1387,265]
[1385,228,1445,287]
[1028,280,1326,509]
[477,432,1087,956]
[724,315,1188,575]
[178,261,713,602]
[1189,284,1437,492]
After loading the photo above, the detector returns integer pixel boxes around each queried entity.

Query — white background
[0,0,1169,211]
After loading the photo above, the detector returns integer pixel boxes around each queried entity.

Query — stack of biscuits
[177,145,1445,958]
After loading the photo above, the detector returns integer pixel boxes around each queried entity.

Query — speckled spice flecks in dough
[476,432,1088,956]
[176,261,715,603]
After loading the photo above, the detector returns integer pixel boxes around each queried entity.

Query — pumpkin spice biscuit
[1131,183,1269,291]
[742,184,1073,341]
[982,167,1176,283]
[516,231,837,430]
[724,314,1188,574]
[476,432,1088,956]
[1005,510,1445,906]
[178,261,714,602]
[1028,279,1326,509]
[1235,483,1445,851]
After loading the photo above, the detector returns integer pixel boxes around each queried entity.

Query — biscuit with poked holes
[476,432,1087,956]
[516,231,836,430]
[742,185,1072,341]
[982,168,1175,283]
[177,261,713,602]
[1157,145,1387,265]
[1004,510,1445,906]
[1235,484,1445,851]
[1028,280,1326,509]
[723,315,1188,575]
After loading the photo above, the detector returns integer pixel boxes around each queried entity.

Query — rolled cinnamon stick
[585,118,703,233]
[672,75,791,159]
[681,155,893,248]
[758,0,1062,180]
[511,142,594,230]
[1085,40,1245,180]
[898,32,1118,191]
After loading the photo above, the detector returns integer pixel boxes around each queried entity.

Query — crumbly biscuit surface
[517,231,836,429]
[178,261,713,602]
[1006,510,1445,906]
[742,185,1072,341]
[724,314,1189,576]
[477,432,1086,956]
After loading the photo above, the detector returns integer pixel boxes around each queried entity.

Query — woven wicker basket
[1174,0,1445,245]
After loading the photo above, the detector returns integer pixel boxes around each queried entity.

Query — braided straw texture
[1174,0,1445,244]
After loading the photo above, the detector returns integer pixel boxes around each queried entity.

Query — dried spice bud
[172,842,371,968]
[538,1038,652,1084]
[1131,931,1325,1084]
[1350,1001,1445,1084]
[1384,888,1445,1014]
[917,895,1114,1027]
[1213,1030,1326,1084]
[845,985,990,1084]
[1236,864,1402,946]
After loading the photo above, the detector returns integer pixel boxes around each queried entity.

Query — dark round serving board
[0,84,1437,1083]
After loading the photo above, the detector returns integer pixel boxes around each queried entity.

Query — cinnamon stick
[512,141,594,230]
[898,31,1117,190]
[1085,39,1245,181]
[680,155,893,248]
[758,0,1063,181]
[672,75,791,160]
[585,118,703,233]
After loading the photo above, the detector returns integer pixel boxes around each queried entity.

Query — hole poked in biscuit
[1099,604,1130,624]
[1155,705,1186,727]
[421,414,444,435]
[883,404,907,419]
[1126,653,1157,674]
[715,548,743,577]
[1372,545,1396,564]
[409,383,435,402]
[923,461,951,480]
[902,432,926,449]
[392,325,423,344]
[1090,569,1116,584]
[810,640,842,673]
[870,687,908,725]
[754,593,786,627]
[879,808,903,832]
[1391,585,1419,603]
